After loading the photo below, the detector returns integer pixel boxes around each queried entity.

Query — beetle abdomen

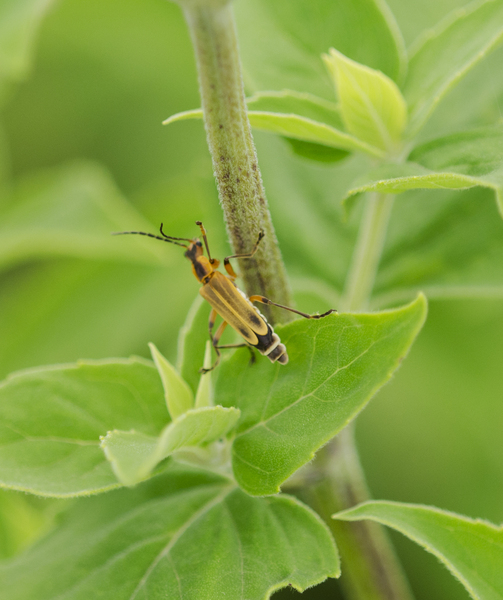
[254,328,289,365]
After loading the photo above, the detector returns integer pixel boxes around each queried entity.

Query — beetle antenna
[195,220,213,263]
[159,223,193,243]
[112,230,188,248]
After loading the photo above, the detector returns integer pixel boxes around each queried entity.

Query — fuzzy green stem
[181,1,292,324]
[303,192,414,600]
[302,427,415,600]
[342,193,394,312]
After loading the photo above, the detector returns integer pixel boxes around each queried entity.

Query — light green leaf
[0,467,340,599]
[323,49,407,154]
[234,0,406,99]
[194,342,214,408]
[176,295,212,396]
[404,0,503,136]
[163,91,384,158]
[0,0,56,102]
[0,358,169,497]
[0,161,169,274]
[345,127,503,216]
[101,406,240,486]
[216,295,427,496]
[149,342,193,420]
[334,501,503,600]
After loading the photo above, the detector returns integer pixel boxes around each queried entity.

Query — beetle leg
[201,318,254,373]
[224,230,265,279]
[249,295,337,319]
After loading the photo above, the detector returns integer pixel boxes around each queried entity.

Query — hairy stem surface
[182,1,292,323]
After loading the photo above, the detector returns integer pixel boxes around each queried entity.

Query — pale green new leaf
[0,359,169,497]
[334,501,503,600]
[101,406,240,486]
[344,127,503,216]
[163,91,384,158]
[0,161,169,274]
[149,342,193,420]
[323,49,407,153]
[216,295,427,496]
[0,0,56,102]
[0,467,340,600]
[194,342,213,408]
[234,0,406,99]
[404,0,503,136]
[176,296,212,396]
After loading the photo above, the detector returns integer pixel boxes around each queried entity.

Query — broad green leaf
[194,342,214,408]
[0,358,168,497]
[163,91,384,158]
[177,295,212,396]
[234,0,406,99]
[216,295,427,496]
[0,467,340,599]
[149,342,193,419]
[101,406,240,486]
[0,0,56,103]
[323,49,407,154]
[404,0,503,136]
[344,127,503,216]
[334,501,503,600]
[0,161,169,274]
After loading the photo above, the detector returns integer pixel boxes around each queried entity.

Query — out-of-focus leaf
[323,49,407,153]
[334,501,503,600]
[194,342,213,408]
[234,0,406,99]
[404,0,503,136]
[0,359,168,497]
[374,186,503,306]
[0,0,56,103]
[149,343,193,420]
[0,490,49,559]
[0,161,169,274]
[216,295,427,496]
[344,127,503,216]
[101,406,240,486]
[164,91,384,158]
[0,467,340,600]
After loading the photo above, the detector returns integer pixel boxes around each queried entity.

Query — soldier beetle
[114,222,336,372]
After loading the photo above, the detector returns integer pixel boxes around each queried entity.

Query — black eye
[196,241,203,247]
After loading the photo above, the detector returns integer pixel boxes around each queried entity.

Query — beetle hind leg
[249,295,337,320]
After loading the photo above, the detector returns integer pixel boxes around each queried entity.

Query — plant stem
[342,193,394,313]
[181,0,292,324]
[302,427,414,600]
[301,192,414,600]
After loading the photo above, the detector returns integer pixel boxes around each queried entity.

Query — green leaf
[101,406,240,486]
[344,127,503,216]
[216,295,427,496]
[163,91,384,158]
[194,342,214,408]
[149,342,193,420]
[0,468,340,599]
[374,186,503,306]
[323,49,407,154]
[0,358,169,497]
[177,295,212,396]
[334,501,503,600]
[0,0,56,103]
[0,161,169,274]
[404,0,503,136]
[234,0,406,99]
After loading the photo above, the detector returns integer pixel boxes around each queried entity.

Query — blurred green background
[1,0,502,599]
